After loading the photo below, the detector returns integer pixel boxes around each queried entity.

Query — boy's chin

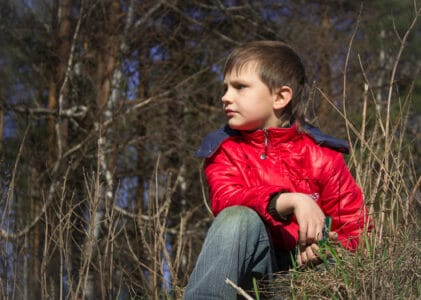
[228,121,252,131]
[229,124,247,131]
[229,123,258,131]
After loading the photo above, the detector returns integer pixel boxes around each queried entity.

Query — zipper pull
[260,129,268,160]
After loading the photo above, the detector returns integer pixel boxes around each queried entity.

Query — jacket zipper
[260,129,268,160]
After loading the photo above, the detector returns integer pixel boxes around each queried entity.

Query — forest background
[0,0,420,299]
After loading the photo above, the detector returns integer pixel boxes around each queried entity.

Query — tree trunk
[28,168,42,299]
[136,47,150,216]
[47,0,71,168]
[82,1,122,298]
[376,29,386,109]
[43,0,72,297]
[0,89,3,159]
[318,1,332,127]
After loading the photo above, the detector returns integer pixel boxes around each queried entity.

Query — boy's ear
[273,86,292,110]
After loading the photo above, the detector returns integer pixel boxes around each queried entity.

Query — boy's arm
[204,148,288,225]
[273,193,326,247]
[318,151,371,251]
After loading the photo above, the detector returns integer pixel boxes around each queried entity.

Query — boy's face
[222,62,282,131]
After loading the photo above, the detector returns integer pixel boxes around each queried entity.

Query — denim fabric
[184,206,285,300]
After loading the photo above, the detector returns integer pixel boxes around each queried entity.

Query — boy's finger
[328,231,338,241]
[298,224,309,246]
[308,223,324,244]
[296,253,302,266]
[306,245,322,265]
[306,226,316,244]
[310,243,320,253]
[307,244,316,256]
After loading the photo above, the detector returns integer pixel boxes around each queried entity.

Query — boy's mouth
[225,109,236,117]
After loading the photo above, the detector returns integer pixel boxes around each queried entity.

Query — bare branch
[225,278,254,300]
[55,4,84,163]
[8,105,88,118]
[133,0,166,29]
[164,1,239,45]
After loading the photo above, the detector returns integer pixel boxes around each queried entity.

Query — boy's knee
[218,205,259,220]
[206,206,272,255]
[213,206,264,232]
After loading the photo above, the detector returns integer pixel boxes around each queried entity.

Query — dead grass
[264,218,421,299]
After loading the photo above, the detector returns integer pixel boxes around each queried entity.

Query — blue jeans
[184,206,290,299]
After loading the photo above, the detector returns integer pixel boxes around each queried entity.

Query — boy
[184,41,370,299]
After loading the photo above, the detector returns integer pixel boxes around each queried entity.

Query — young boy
[184,41,370,299]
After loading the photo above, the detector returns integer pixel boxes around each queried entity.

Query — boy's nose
[221,89,232,104]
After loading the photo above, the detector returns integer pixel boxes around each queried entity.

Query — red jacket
[196,124,370,251]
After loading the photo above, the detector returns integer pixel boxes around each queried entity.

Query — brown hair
[224,40,308,128]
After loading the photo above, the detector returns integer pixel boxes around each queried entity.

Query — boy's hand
[296,243,321,266]
[276,193,325,247]
[297,231,338,267]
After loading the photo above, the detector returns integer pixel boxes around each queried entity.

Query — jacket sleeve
[319,151,372,251]
[204,146,288,226]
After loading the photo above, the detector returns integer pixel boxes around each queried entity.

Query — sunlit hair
[223,40,308,129]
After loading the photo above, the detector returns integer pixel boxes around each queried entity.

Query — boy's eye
[233,83,246,90]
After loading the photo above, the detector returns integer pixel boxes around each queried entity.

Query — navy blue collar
[195,123,349,158]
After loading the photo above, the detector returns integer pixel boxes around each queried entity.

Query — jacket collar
[241,124,300,146]
[195,122,349,158]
